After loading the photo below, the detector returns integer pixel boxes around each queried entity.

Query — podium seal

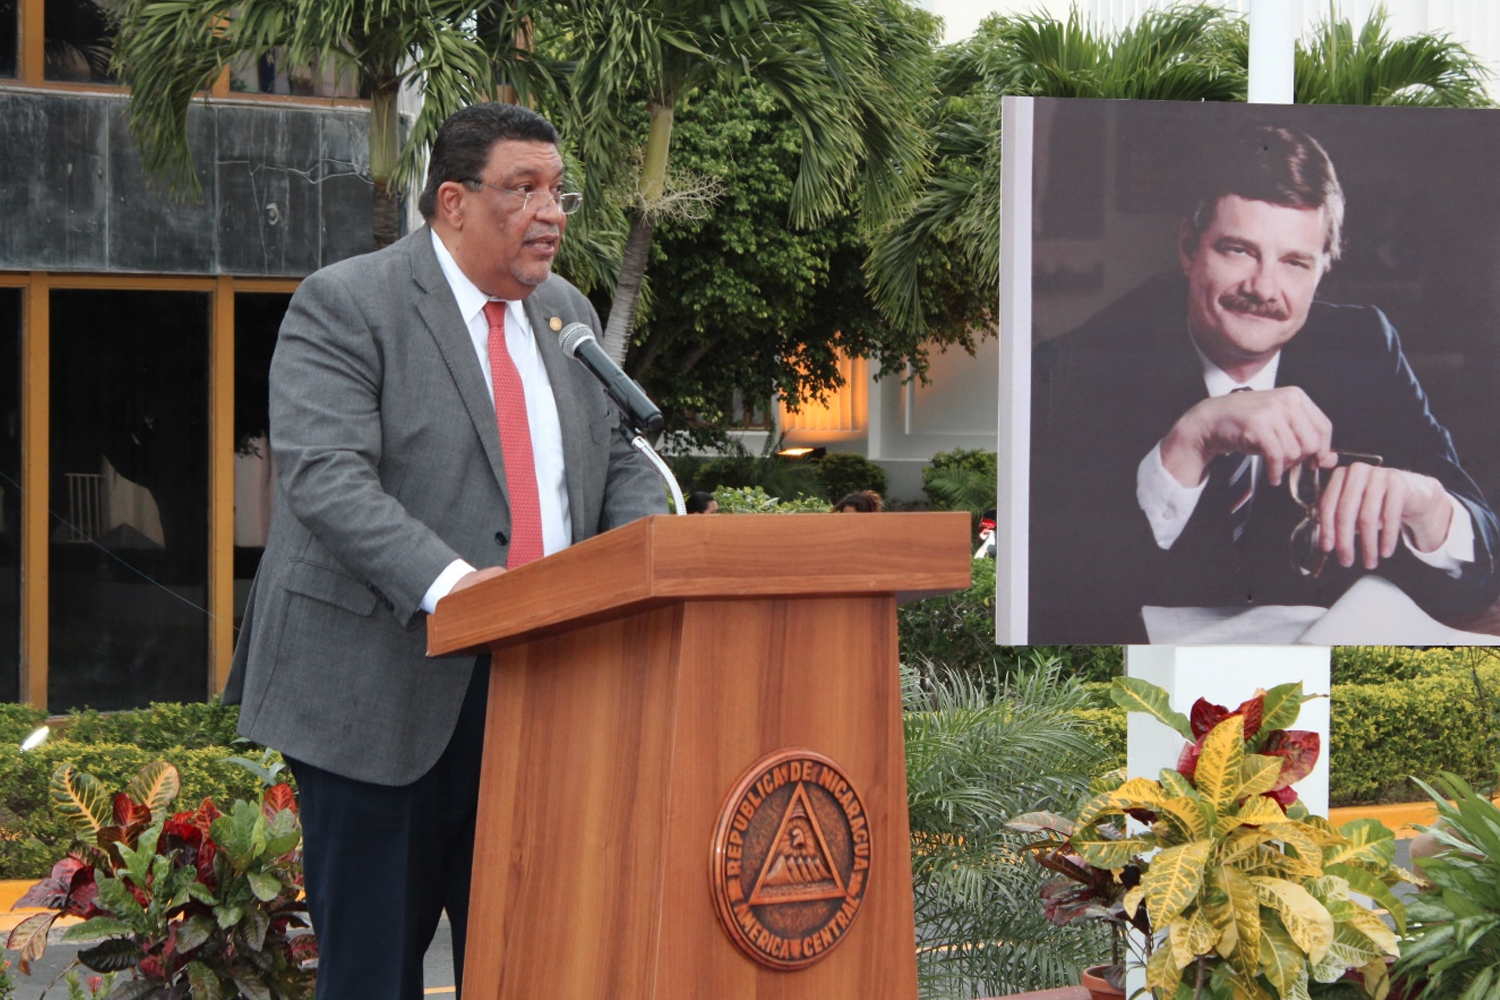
[709,749,871,970]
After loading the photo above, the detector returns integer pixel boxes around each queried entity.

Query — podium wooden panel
[428,512,972,999]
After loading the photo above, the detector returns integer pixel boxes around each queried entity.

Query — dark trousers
[289,658,490,1000]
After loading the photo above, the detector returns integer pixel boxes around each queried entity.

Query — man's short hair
[1185,125,1345,262]
[417,104,561,220]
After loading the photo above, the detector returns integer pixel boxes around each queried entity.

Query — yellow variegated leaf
[1187,907,1218,958]
[1216,914,1240,959]
[124,761,181,819]
[1169,917,1198,970]
[1261,822,1325,874]
[1220,865,1263,975]
[1241,845,1324,881]
[1311,926,1386,984]
[1337,904,1399,956]
[1161,767,1201,801]
[1195,716,1246,815]
[1159,795,1212,841]
[1361,957,1392,1000]
[1303,874,1350,907]
[1219,962,1275,1000]
[1072,822,1155,870]
[1222,827,1277,865]
[1147,936,1184,997]
[50,764,110,840]
[1143,841,1212,924]
[1123,885,1145,919]
[1324,818,1397,867]
[1260,920,1309,997]
[1239,754,1284,800]
[1076,777,1166,826]
[1235,794,1288,828]
[1252,876,1335,964]
[1327,863,1407,936]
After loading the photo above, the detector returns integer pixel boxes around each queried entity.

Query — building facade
[1,4,375,711]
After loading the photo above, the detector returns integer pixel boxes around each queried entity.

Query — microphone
[557,323,665,435]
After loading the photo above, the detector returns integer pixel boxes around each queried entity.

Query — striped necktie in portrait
[483,300,544,567]
[1227,386,1256,544]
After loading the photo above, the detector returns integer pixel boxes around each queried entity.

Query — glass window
[44,0,117,84]
[226,50,366,98]
[0,0,17,78]
[232,292,289,620]
[0,289,19,703]
[49,289,208,711]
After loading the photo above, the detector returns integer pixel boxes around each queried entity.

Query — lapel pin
[549,317,563,332]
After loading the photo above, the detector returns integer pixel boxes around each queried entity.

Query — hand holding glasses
[1289,451,1383,577]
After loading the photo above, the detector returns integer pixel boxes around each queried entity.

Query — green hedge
[1330,667,1499,805]
[0,701,274,880]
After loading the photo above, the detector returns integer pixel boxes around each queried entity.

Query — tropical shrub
[1016,679,1408,1000]
[817,452,888,501]
[905,660,1117,997]
[1391,771,1500,999]
[8,761,314,999]
[709,486,830,514]
[921,449,997,533]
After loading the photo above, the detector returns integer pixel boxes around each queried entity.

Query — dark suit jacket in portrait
[224,226,666,785]
[1029,272,1500,644]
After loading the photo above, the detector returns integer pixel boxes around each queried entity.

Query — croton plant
[1012,678,1409,1000]
[6,761,315,1000]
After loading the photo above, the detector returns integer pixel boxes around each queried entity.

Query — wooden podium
[428,512,972,999]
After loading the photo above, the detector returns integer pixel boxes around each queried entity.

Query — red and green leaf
[1261,729,1321,789]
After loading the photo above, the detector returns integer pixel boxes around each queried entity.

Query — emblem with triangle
[747,782,847,905]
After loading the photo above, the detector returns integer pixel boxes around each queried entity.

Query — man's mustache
[525,225,561,241]
[1219,291,1289,321]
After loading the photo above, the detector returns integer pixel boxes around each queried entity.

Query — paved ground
[9,915,456,999]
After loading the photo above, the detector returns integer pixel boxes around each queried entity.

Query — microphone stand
[628,432,686,516]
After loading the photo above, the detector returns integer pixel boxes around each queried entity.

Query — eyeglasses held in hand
[466,181,583,215]
[1288,451,1383,578]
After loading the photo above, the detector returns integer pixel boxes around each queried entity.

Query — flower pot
[1080,964,1125,1000]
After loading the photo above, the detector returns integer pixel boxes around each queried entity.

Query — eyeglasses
[465,180,583,216]
[1288,451,1383,577]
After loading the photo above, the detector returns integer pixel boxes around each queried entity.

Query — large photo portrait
[998,98,1500,645]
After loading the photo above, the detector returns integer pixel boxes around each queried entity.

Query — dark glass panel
[0,289,19,703]
[49,289,208,711]
[43,0,116,84]
[0,0,17,78]
[232,292,289,619]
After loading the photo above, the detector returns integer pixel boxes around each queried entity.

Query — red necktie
[483,301,544,567]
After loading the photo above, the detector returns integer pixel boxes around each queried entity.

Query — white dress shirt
[1135,345,1472,575]
[421,230,573,612]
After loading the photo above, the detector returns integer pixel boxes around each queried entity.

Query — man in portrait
[1029,124,1500,643]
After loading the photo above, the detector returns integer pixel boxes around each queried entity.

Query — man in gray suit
[225,103,666,998]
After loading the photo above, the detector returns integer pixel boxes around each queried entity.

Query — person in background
[833,490,884,513]
[686,491,719,514]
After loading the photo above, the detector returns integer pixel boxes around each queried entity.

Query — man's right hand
[448,566,507,595]
[1158,386,1337,489]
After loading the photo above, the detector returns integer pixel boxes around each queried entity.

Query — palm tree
[111,0,517,247]
[1294,6,1493,106]
[500,0,933,366]
[867,3,1246,332]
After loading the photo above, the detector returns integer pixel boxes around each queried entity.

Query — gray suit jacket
[224,226,666,785]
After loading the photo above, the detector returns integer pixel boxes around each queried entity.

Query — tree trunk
[602,210,655,366]
[601,100,674,366]
[369,74,402,249]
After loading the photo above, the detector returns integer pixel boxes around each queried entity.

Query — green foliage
[1048,679,1407,1000]
[577,81,992,441]
[1330,646,1453,685]
[1392,771,1500,999]
[904,660,1117,996]
[0,706,272,879]
[63,700,241,751]
[0,703,49,746]
[1295,8,1494,107]
[709,486,830,514]
[9,762,313,997]
[817,452,888,502]
[1331,665,1500,805]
